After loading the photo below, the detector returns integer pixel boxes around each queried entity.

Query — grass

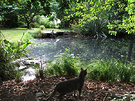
[87,59,135,82]
[44,28,70,31]
[0,28,28,42]
[0,28,69,42]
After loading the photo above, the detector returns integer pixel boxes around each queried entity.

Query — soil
[0,76,135,101]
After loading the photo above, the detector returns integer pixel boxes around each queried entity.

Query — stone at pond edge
[114,94,135,100]
[36,92,43,97]
[131,94,135,99]
[115,94,125,99]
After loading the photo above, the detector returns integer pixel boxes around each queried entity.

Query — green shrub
[117,60,133,82]
[40,25,45,30]
[23,32,33,41]
[88,59,134,82]
[39,20,51,28]
[71,18,108,36]
[33,15,41,24]
[45,49,81,77]
[88,59,118,82]
[27,28,41,38]
[0,39,32,81]
[39,19,55,28]
[34,22,40,28]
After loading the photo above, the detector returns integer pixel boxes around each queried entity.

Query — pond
[22,36,135,81]
[26,36,135,62]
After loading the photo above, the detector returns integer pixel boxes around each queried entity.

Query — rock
[131,94,135,99]
[115,94,125,99]
[36,92,43,97]
[19,66,27,70]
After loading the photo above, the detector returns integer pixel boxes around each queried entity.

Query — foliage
[33,15,41,24]
[0,0,52,29]
[39,18,55,28]
[34,22,40,28]
[0,34,33,81]
[40,25,45,30]
[71,19,108,35]
[27,28,41,38]
[66,0,135,36]
[15,70,23,81]
[0,5,18,28]
[45,49,81,77]
[29,22,35,28]
[87,59,135,82]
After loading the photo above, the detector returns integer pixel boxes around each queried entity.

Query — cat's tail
[46,90,57,101]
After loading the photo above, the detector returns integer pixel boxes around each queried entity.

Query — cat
[46,68,87,100]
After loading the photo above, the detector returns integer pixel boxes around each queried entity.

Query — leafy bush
[34,22,40,28]
[23,32,33,41]
[39,19,55,28]
[71,18,108,36]
[33,15,41,24]
[39,20,51,28]
[29,22,35,28]
[40,25,45,30]
[88,59,134,82]
[45,49,81,77]
[0,39,32,81]
[27,28,41,38]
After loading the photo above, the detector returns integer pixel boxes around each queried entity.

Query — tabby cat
[46,68,87,100]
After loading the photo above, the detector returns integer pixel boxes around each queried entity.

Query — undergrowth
[0,32,33,82]
[87,59,135,82]
[45,49,135,82]
[45,49,82,77]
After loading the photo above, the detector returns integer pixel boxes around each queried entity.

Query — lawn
[0,28,28,42]
[0,28,69,42]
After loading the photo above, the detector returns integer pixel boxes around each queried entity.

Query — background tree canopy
[0,0,52,28]
[64,0,135,36]
[0,0,134,36]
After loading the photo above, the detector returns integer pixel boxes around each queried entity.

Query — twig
[103,92,108,101]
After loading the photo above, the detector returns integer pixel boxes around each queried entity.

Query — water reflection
[26,37,135,62]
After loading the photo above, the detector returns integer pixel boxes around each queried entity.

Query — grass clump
[87,59,135,82]
[45,49,82,77]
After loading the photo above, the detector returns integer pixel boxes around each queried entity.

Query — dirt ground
[0,76,135,101]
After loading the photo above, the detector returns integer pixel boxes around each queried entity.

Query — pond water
[26,36,135,62]
[22,36,135,81]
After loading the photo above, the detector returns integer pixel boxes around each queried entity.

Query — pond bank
[13,34,135,82]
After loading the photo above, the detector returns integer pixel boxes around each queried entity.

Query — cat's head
[79,68,87,78]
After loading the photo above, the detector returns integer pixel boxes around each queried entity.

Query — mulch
[0,76,135,101]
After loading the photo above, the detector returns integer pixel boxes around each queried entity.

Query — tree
[0,0,52,29]
[17,0,52,29]
[54,0,82,28]
[66,0,135,36]
[0,5,18,28]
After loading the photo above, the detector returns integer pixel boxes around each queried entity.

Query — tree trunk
[127,40,133,61]
[27,22,30,29]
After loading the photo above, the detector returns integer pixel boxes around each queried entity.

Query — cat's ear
[85,69,87,71]
[81,68,83,71]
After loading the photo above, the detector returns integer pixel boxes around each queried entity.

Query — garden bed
[0,76,135,101]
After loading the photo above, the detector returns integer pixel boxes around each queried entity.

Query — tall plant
[88,59,134,82]
[0,35,33,81]
[46,48,81,77]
